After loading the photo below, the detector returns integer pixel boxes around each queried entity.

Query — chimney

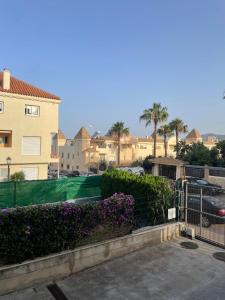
[2,68,10,90]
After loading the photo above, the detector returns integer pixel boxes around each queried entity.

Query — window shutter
[22,167,38,180]
[22,137,41,155]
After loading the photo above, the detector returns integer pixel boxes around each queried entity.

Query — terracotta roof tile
[186,129,202,140]
[0,72,60,100]
[58,129,66,139]
[74,127,91,139]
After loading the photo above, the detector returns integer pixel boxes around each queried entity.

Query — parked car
[67,171,80,177]
[58,175,68,180]
[79,171,96,177]
[116,167,144,175]
[185,194,225,227]
[176,176,224,195]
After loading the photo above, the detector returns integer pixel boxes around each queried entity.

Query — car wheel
[202,215,211,228]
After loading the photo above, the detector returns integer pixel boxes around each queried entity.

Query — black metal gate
[177,183,225,247]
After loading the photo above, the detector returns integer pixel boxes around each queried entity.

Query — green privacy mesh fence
[0,176,102,209]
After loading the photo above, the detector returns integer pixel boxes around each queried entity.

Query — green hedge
[101,170,174,225]
[0,193,134,265]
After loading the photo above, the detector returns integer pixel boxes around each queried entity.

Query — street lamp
[6,157,12,181]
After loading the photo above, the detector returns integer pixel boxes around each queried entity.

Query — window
[72,154,74,159]
[22,137,41,155]
[61,152,64,158]
[67,164,70,170]
[108,144,112,148]
[0,136,8,145]
[61,163,63,168]
[0,102,4,113]
[67,153,70,159]
[76,165,79,170]
[25,105,40,116]
[0,131,12,147]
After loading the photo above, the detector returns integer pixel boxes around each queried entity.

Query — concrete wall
[208,176,225,188]
[0,223,181,295]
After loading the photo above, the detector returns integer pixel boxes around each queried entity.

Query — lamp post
[6,157,12,181]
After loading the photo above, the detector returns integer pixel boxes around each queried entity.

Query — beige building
[58,127,175,173]
[58,127,218,173]
[186,128,218,150]
[0,69,61,181]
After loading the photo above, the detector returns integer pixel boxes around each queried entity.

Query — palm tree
[169,118,188,157]
[157,125,173,157]
[108,122,129,166]
[140,103,168,157]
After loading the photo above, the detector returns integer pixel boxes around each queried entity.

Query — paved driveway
[1,238,225,300]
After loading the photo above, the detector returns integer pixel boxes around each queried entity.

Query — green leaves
[101,170,174,226]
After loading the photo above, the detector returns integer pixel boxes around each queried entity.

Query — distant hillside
[202,133,225,141]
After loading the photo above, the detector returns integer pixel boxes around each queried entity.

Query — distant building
[58,127,218,173]
[0,69,61,181]
[185,128,218,150]
[58,127,174,173]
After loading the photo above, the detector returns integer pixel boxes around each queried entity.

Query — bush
[130,160,143,167]
[99,160,107,171]
[10,171,25,181]
[101,169,174,226]
[0,193,134,265]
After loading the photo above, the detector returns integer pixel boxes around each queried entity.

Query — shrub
[10,171,25,181]
[0,193,134,265]
[99,160,107,171]
[130,160,143,167]
[101,169,174,226]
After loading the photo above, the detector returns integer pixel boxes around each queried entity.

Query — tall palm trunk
[175,129,179,158]
[153,121,157,157]
[117,133,121,166]
[164,134,168,157]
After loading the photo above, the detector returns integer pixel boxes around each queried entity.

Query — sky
[1,0,225,138]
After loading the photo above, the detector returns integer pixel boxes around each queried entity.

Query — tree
[142,155,154,173]
[174,141,191,160]
[10,171,25,181]
[99,160,107,171]
[184,142,212,165]
[215,140,225,160]
[108,122,129,166]
[157,124,173,157]
[140,103,168,157]
[169,118,188,157]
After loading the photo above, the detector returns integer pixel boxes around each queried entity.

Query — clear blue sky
[1,0,225,138]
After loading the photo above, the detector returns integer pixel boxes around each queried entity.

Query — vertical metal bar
[200,188,203,236]
[185,183,188,224]
[13,181,16,207]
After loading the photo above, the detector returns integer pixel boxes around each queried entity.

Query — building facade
[58,127,176,173]
[58,127,218,173]
[0,69,61,181]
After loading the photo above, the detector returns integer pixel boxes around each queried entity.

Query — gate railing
[177,182,225,247]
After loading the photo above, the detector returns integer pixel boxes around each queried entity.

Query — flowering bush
[0,193,134,265]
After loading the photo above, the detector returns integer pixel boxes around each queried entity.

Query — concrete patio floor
[1,238,225,300]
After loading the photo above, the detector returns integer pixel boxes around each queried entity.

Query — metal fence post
[200,188,203,236]
[13,181,17,207]
[185,183,188,224]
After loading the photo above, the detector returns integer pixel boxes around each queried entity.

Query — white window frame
[0,101,4,113]
[25,105,40,117]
